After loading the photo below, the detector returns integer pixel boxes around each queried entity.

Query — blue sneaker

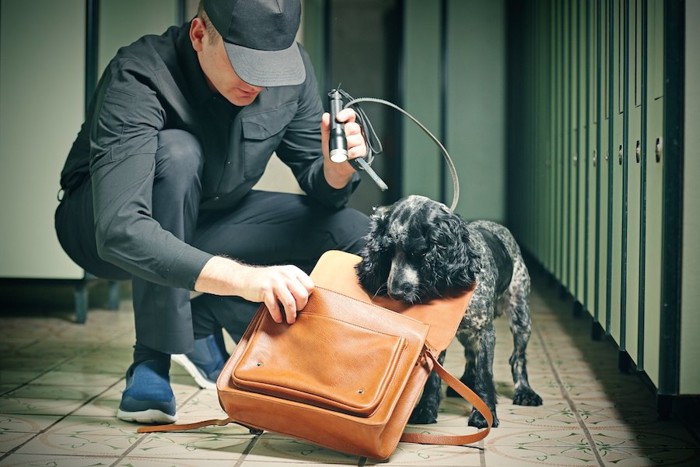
[117,360,177,424]
[171,335,226,390]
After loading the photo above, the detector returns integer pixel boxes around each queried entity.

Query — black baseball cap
[203,0,306,87]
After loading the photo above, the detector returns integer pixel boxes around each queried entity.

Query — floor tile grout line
[232,431,261,467]
[532,308,607,467]
[0,375,126,463]
[0,324,134,398]
[0,354,77,397]
[108,386,212,464]
[480,439,486,467]
[0,330,131,461]
[108,386,246,464]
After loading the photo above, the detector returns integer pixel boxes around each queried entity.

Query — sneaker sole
[171,354,217,390]
[117,408,177,424]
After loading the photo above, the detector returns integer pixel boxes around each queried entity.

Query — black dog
[356,195,542,428]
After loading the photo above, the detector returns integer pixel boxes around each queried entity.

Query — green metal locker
[401,0,442,203]
[562,0,573,293]
[575,0,587,308]
[608,0,625,344]
[679,0,700,395]
[506,0,695,413]
[586,0,599,320]
[551,0,562,277]
[535,2,552,265]
[596,0,611,338]
[641,0,664,388]
[624,0,643,368]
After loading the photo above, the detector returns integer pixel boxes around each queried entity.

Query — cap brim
[224,41,306,87]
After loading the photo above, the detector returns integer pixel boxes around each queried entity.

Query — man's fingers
[279,268,314,323]
[287,278,311,314]
[295,268,315,293]
[345,130,366,159]
[321,111,331,128]
[264,294,284,324]
[258,266,315,325]
[336,108,356,123]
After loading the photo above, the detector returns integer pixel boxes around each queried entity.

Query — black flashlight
[328,89,348,163]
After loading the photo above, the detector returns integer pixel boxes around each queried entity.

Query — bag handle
[138,350,492,448]
[399,349,492,446]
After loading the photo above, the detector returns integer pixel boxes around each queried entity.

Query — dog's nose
[389,282,415,300]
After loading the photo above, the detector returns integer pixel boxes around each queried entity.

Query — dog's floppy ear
[458,223,482,288]
[355,205,393,294]
[427,210,480,291]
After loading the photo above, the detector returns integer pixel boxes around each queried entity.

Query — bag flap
[228,287,429,417]
[310,250,474,352]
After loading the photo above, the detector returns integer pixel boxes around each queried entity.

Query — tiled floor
[1,265,699,466]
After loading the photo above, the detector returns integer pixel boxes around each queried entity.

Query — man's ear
[189,17,206,52]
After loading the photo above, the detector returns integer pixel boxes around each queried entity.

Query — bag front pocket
[231,312,407,417]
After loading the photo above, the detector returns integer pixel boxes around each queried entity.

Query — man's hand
[321,108,367,189]
[194,256,314,324]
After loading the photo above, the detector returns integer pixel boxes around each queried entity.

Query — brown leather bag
[139,251,492,460]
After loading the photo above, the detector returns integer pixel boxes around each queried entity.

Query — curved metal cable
[342,96,460,212]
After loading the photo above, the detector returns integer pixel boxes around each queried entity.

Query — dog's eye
[406,247,427,260]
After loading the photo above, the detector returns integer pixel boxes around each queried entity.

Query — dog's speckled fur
[356,195,542,428]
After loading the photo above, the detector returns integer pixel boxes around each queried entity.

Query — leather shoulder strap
[139,350,493,449]
[400,350,492,446]
[137,417,261,434]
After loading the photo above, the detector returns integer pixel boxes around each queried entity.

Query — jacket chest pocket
[240,101,298,181]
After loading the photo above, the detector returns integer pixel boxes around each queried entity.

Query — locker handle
[618,145,623,165]
[655,137,663,163]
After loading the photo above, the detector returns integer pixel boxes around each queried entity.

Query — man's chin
[228,93,259,107]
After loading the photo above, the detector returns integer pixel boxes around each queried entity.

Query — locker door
[540,3,553,265]
[586,0,600,318]
[608,0,625,343]
[642,0,664,387]
[576,0,588,305]
[597,0,611,335]
[447,0,506,222]
[680,0,700,395]
[402,0,442,202]
[562,0,572,291]
[625,0,643,366]
[549,0,561,275]
[533,2,549,261]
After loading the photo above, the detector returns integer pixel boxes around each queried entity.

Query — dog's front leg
[506,291,544,407]
[458,324,499,428]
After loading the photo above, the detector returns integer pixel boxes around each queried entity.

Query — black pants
[55,130,369,354]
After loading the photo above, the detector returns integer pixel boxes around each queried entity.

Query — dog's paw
[468,408,498,428]
[513,387,543,406]
[408,405,439,424]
